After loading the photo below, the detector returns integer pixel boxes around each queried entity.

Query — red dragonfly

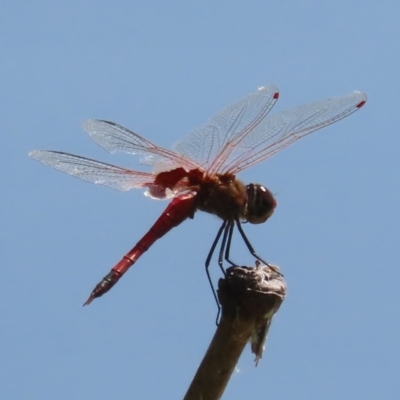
[30,85,366,306]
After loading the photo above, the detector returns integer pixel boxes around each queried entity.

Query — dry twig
[184,263,286,400]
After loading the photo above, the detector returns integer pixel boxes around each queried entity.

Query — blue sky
[2,1,399,399]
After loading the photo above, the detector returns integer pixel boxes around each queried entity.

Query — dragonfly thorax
[195,174,248,221]
[244,183,276,224]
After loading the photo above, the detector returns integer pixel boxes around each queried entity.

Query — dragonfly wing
[83,120,199,172]
[215,91,367,174]
[29,150,155,192]
[173,85,279,171]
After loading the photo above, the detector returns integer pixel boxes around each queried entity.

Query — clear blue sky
[2,1,399,399]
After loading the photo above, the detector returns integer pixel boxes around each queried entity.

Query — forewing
[83,120,198,172]
[173,85,279,171]
[215,91,367,174]
[29,150,155,192]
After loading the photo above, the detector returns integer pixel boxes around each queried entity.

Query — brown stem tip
[184,263,286,400]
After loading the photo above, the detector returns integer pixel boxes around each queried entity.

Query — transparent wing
[173,85,279,171]
[29,150,155,192]
[83,120,199,172]
[213,91,367,174]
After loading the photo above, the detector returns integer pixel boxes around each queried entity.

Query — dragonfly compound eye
[245,184,276,224]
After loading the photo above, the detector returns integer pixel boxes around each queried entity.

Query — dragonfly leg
[222,221,236,267]
[205,220,229,325]
[235,219,271,267]
[205,220,227,268]
[217,221,234,273]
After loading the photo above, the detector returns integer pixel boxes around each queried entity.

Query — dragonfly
[30,85,366,306]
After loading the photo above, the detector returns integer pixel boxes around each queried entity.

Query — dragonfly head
[244,184,276,224]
